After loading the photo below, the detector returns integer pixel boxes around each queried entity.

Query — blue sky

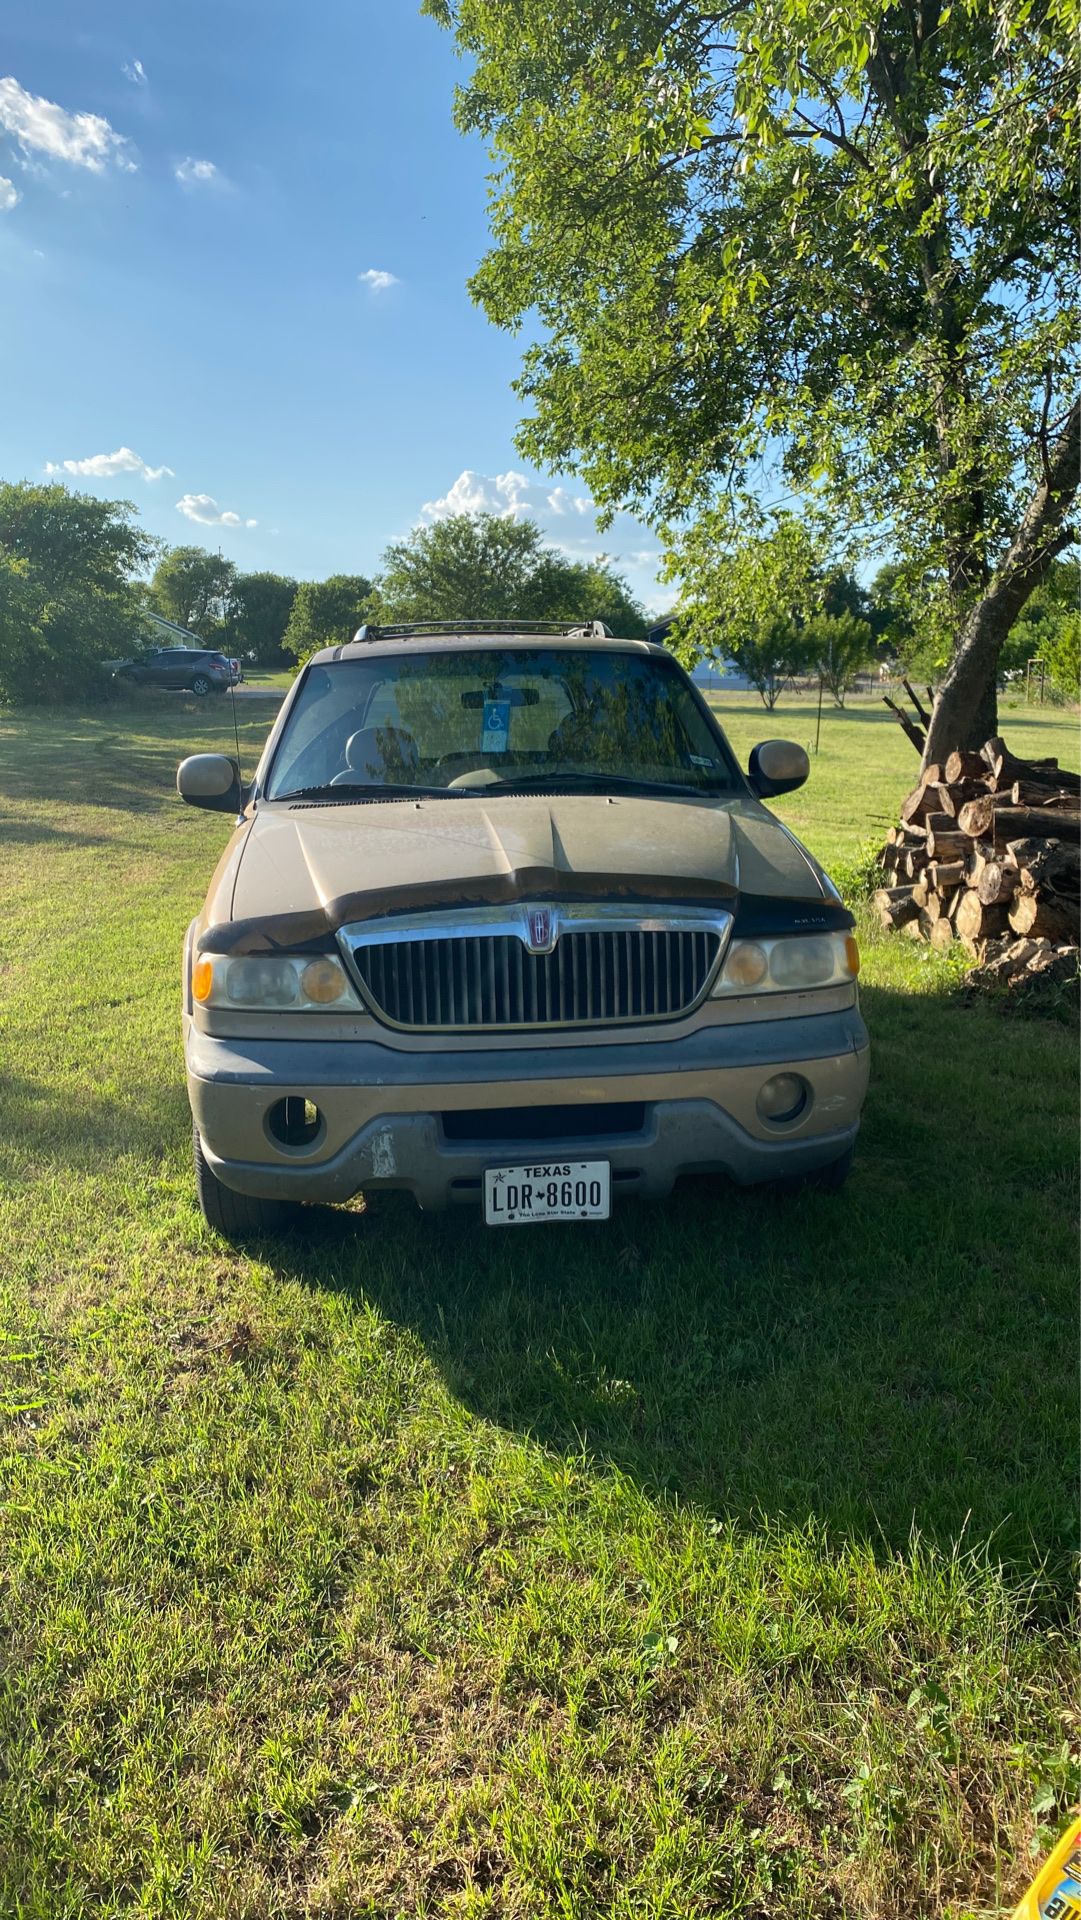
[0,0,666,608]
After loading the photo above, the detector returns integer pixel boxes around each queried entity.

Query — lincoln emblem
[526,907,554,952]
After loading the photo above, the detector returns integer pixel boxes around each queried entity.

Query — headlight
[192,951,362,1011]
[712,931,858,997]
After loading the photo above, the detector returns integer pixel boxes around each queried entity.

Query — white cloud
[175,157,224,190]
[0,176,18,212]
[122,59,147,87]
[420,469,534,522]
[546,485,591,517]
[45,446,173,482]
[358,267,400,294]
[176,492,257,529]
[0,76,135,172]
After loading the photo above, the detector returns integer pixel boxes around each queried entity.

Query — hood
[209,792,839,953]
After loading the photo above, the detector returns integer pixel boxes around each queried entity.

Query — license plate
[483,1160,611,1225]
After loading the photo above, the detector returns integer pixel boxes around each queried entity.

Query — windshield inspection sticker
[482,699,511,752]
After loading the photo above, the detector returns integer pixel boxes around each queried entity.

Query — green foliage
[429,0,1079,700]
[867,563,916,662]
[807,611,876,707]
[231,571,299,666]
[376,511,648,634]
[670,511,871,705]
[1042,616,1080,702]
[0,482,156,705]
[150,546,237,640]
[721,615,808,709]
[1000,555,1080,692]
[283,574,375,665]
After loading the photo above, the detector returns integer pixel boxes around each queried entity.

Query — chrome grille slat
[345,914,726,1031]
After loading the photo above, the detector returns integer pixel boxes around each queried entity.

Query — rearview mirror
[177,753,243,813]
[748,739,809,798]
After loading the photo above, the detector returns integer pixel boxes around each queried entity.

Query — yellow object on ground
[1011,1818,1081,1918]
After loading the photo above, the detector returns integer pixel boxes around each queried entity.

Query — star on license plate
[483,1160,611,1224]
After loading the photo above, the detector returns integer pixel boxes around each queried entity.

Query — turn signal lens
[192,956,214,1003]
[845,936,860,976]
[724,941,769,988]
[301,957,349,1004]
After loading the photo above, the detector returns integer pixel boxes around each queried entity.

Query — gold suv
[178,621,869,1239]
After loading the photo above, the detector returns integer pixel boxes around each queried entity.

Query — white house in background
[646,613,754,691]
[145,611,207,648]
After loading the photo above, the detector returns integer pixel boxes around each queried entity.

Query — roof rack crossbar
[347,619,614,644]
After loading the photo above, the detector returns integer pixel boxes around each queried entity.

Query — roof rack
[347,619,614,644]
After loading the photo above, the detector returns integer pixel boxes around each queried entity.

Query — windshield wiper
[479,770,727,799]
[273,781,456,803]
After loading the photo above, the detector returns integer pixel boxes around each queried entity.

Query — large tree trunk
[922,400,1080,770]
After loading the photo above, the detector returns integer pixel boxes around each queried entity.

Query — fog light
[266,1096,322,1148]
[757,1073,807,1124]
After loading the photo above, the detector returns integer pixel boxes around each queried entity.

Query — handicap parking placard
[482,699,511,753]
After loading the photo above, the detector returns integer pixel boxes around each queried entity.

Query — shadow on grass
[0,698,272,820]
[0,811,118,849]
[269,979,1073,1601]
[0,1073,187,1184]
[4,979,1075,1602]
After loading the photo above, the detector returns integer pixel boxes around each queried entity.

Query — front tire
[193,1126,295,1240]
[191,674,212,696]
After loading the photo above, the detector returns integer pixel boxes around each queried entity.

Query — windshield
[265,648,738,801]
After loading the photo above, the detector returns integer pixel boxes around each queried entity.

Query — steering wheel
[447,767,502,790]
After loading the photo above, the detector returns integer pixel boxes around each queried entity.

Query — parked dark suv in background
[117,647,234,696]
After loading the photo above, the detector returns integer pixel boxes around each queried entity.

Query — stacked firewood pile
[876,735,1080,984]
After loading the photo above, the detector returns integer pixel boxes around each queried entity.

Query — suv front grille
[340,908,730,1031]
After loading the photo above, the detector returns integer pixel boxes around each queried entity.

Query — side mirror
[748,739,810,799]
[177,753,243,813]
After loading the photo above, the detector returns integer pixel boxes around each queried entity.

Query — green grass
[0,695,1077,1919]
[240,666,294,690]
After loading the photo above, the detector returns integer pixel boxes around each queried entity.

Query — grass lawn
[240,667,294,691]
[0,693,1077,1919]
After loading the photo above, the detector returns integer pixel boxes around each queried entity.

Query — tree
[428,0,1079,764]
[231,572,299,665]
[998,554,1079,688]
[150,546,237,638]
[867,563,916,663]
[0,482,155,704]
[669,509,872,702]
[284,574,374,662]
[1040,607,1080,701]
[804,610,875,707]
[376,511,648,632]
[527,552,649,636]
[727,615,814,709]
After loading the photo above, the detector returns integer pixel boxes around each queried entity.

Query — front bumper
[186,1005,869,1210]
